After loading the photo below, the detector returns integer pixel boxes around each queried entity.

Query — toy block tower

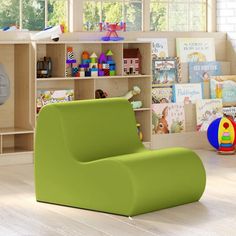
[106,50,116,76]
[89,52,98,77]
[79,51,91,77]
[98,53,107,76]
[66,47,78,77]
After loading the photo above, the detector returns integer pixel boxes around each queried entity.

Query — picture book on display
[210,76,236,104]
[196,99,223,132]
[223,107,236,122]
[152,57,181,85]
[37,89,74,113]
[176,38,216,63]
[152,103,185,134]
[173,83,202,103]
[152,86,172,104]
[137,38,168,58]
[189,61,222,83]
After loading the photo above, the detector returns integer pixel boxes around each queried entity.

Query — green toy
[35,98,206,216]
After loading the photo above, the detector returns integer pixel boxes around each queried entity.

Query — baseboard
[0,152,34,166]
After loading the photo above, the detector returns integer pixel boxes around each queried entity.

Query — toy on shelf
[207,116,236,154]
[123,48,142,75]
[37,57,52,78]
[123,86,142,109]
[66,48,116,78]
[95,89,108,99]
[31,24,65,41]
[137,123,143,141]
[66,47,78,77]
[99,22,126,41]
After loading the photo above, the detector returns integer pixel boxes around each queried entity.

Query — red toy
[99,22,126,41]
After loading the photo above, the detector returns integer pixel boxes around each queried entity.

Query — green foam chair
[35,98,206,216]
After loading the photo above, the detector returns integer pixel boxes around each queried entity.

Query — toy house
[123,48,141,75]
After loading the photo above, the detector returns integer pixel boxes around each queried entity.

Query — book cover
[176,38,216,63]
[152,57,181,85]
[152,103,185,134]
[37,89,74,113]
[210,76,236,104]
[173,83,203,103]
[196,99,223,131]
[189,61,222,83]
[223,107,236,122]
[137,38,168,58]
[152,86,172,104]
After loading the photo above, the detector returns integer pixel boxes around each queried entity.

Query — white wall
[217,0,236,47]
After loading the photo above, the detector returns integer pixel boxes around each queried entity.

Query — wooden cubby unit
[35,41,152,145]
[0,43,34,155]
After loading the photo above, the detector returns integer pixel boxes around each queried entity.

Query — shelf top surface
[34,40,152,45]
[0,127,34,135]
[36,75,152,81]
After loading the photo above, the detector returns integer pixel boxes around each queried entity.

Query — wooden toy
[207,117,236,154]
[123,48,141,75]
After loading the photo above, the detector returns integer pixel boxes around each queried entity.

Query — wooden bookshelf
[0,43,34,156]
[34,41,152,144]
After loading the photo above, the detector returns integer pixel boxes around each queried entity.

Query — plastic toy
[95,89,108,99]
[99,22,126,41]
[136,123,143,141]
[207,116,236,154]
[0,64,10,105]
[123,48,141,75]
[37,57,52,78]
[31,24,65,41]
[123,86,141,100]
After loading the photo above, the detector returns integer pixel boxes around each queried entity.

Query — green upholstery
[35,98,206,216]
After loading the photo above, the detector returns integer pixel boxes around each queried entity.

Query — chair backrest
[41,98,143,162]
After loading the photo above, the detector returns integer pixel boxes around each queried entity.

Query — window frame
[17,0,69,31]
[73,0,214,32]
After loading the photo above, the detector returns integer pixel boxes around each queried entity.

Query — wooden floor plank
[0,150,236,235]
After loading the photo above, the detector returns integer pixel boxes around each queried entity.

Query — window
[83,0,207,32]
[150,0,207,31]
[83,0,143,31]
[0,0,68,31]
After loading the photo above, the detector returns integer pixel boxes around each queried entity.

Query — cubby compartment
[74,79,95,100]
[95,78,128,98]
[123,42,152,76]
[36,43,66,78]
[0,44,33,132]
[2,133,34,155]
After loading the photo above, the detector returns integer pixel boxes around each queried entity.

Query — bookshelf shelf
[35,41,152,145]
[0,43,34,156]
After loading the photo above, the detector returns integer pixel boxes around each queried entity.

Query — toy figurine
[137,123,143,141]
[207,116,236,154]
[95,89,108,99]
[99,22,126,41]
[123,86,142,109]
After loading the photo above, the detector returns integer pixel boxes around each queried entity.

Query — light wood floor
[0,150,236,236]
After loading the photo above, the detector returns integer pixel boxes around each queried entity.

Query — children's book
[223,107,236,122]
[173,83,203,103]
[189,61,222,83]
[137,38,168,58]
[196,99,223,132]
[210,76,236,104]
[152,86,172,104]
[37,89,74,113]
[152,57,181,85]
[152,103,185,134]
[176,38,215,63]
